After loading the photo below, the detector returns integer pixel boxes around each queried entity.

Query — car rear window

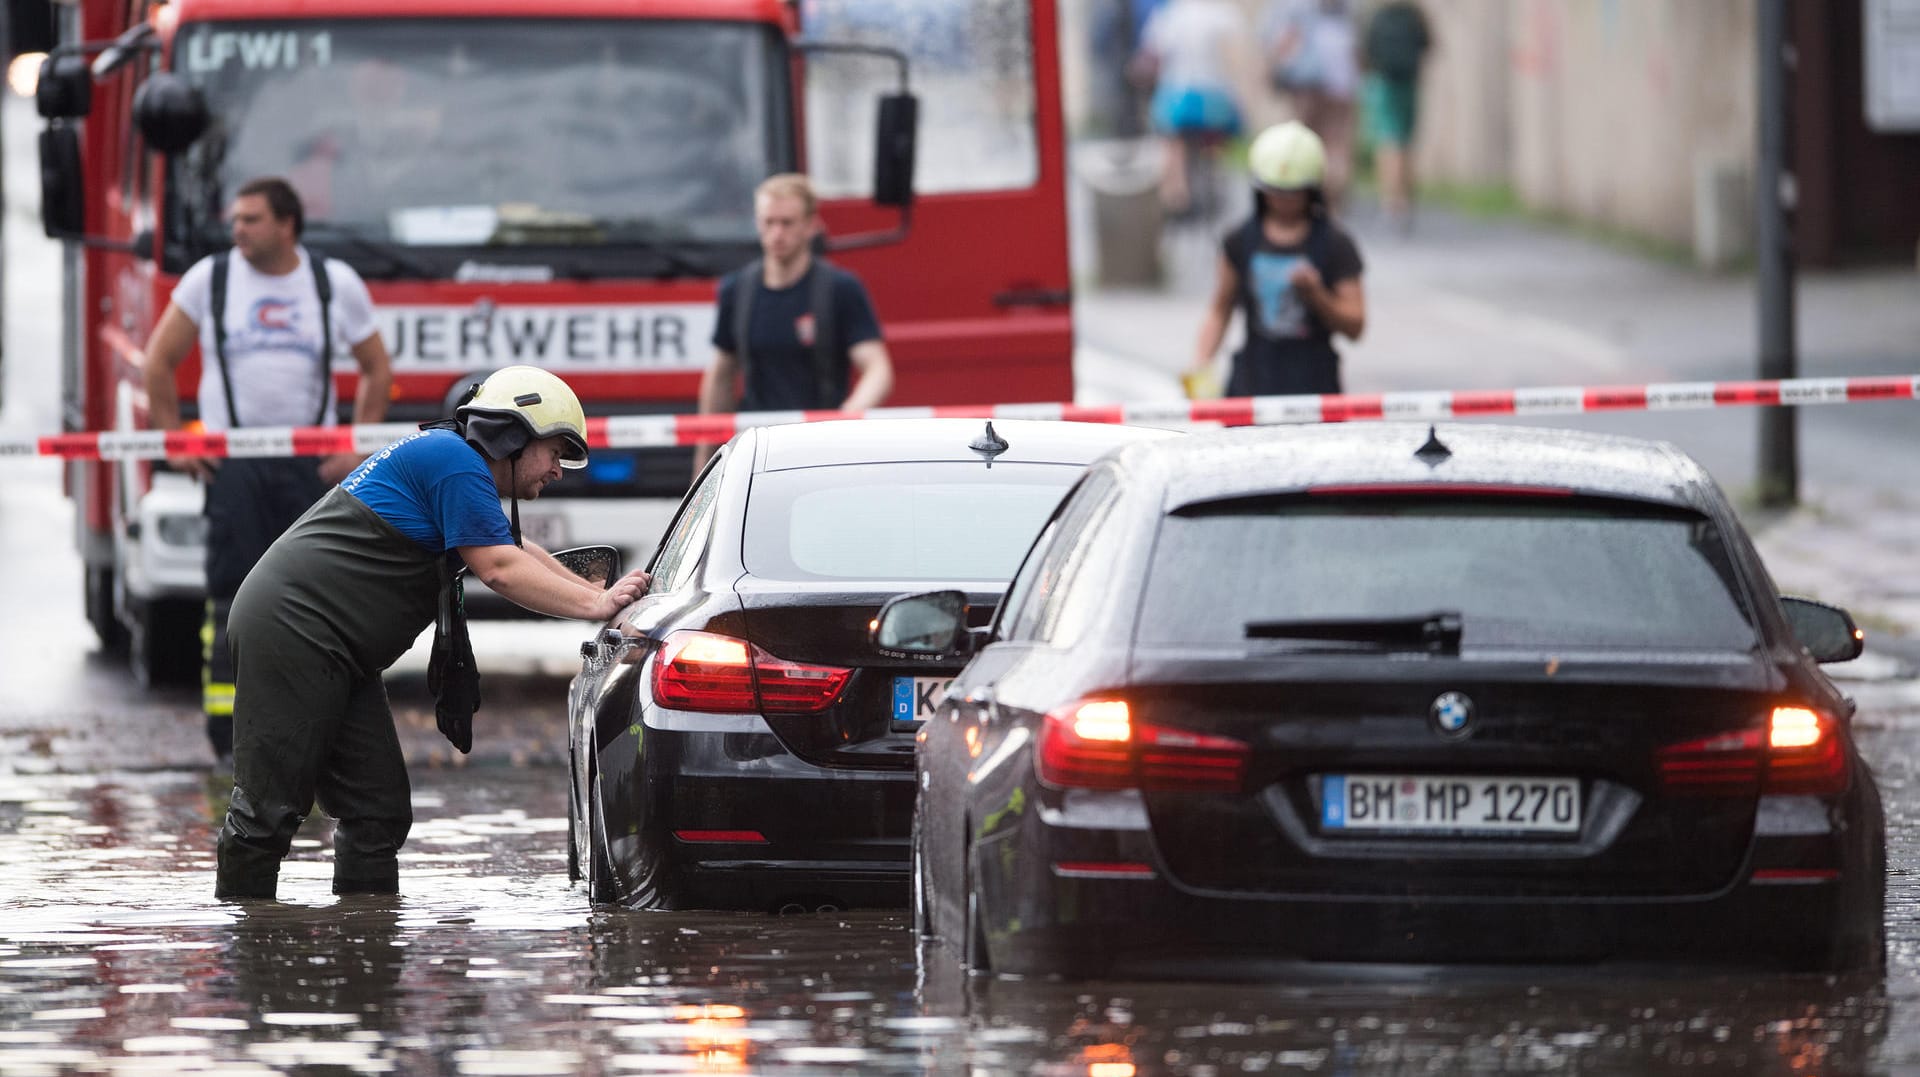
[1137,498,1760,651]
[743,462,1078,582]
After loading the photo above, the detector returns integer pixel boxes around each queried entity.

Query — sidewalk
[1069,153,1920,665]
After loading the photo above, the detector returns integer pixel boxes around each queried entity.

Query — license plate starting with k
[892,676,952,725]
[1321,774,1581,835]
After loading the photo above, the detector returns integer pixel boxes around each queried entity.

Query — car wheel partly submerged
[910,824,932,940]
[964,878,990,974]
[586,771,622,906]
[566,742,582,884]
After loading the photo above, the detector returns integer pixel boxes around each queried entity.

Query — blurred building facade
[1060,0,1920,267]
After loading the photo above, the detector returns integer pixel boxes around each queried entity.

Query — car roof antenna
[970,421,1010,468]
[1414,425,1452,467]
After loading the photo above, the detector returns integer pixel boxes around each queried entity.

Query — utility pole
[1755,0,1798,507]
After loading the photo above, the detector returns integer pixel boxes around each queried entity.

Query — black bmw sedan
[566,418,1179,910]
[878,422,1886,977]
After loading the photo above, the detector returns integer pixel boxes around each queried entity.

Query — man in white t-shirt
[142,177,394,766]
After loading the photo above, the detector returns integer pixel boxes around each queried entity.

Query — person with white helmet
[213,365,652,900]
[1184,120,1366,397]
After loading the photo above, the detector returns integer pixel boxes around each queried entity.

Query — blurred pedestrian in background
[1133,0,1245,221]
[1262,0,1359,208]
[1184,121,1365,398]
[1361,0,1432,232]
[1091,0,1165,136]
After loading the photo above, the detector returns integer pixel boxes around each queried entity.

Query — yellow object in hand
[1181,368,1223,400]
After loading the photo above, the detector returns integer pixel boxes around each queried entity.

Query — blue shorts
[1150,85,1242,137]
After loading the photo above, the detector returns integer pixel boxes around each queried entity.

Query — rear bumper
[989,876,1866,977]
[662,859,908,913]
[975,789,1883,978]
[623,725,915,912]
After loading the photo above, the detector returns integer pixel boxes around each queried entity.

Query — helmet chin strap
[508,448,524,548]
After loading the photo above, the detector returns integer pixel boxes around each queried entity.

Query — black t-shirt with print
[1221,214,1364,396]
[712,261,883,411]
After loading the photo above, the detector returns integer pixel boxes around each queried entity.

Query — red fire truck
[34,0,1073,684]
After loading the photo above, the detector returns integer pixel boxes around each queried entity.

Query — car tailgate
[735,585,996,769]
[1122,653,1783,899]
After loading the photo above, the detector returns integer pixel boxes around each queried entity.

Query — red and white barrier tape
[5,374,1917,462]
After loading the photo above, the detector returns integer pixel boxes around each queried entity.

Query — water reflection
[920,939,1889,1074]
[0,763,1908,1074]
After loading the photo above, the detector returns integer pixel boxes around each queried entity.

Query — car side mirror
[1781,596,1864,663]
[553,545,621,589]
[873,590,970,657]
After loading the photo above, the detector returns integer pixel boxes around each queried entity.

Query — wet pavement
[8,98,1920,1074]
[4,683,1920,1076]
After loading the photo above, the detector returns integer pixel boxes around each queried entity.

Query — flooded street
[3,674,1918,1075]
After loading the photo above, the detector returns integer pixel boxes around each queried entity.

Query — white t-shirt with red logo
[170,247,378,430]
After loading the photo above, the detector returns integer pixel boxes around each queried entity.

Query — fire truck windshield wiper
[304,222,436,280]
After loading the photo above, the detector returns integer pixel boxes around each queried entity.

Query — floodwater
[5,690,1920,1075]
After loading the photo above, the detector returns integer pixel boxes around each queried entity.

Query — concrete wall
[1526,0,1751,243]
[1417,0,1756,252]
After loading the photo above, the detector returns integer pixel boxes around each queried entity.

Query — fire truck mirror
[6,0,55,58]
[34,52,90,119]
[132,73,209,155]
[38,125,83,238]
[873,92,918,209]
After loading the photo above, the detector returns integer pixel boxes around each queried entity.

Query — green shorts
[1363,73,1420,147]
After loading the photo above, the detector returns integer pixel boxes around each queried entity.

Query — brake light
[1656,706,1847,796]
[651,630,852,715]
[1037,699,1249,793]
[1764,706,1847,795]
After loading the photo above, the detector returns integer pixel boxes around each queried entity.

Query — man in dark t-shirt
[695,174,894,473]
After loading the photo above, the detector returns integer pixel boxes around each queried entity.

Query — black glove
[428,578,481,754]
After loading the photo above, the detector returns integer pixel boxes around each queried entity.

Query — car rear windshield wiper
[1245,611,1464,653]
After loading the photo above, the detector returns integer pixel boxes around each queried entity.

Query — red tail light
[1763,706,1848,795]
[1657,706,1847,796]
[1037,700,1249,793]
[651,631,852,715]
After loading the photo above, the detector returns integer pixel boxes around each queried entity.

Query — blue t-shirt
[340,428,514,552]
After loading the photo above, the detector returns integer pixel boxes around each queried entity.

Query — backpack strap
[732,258,760,381]
[208,250,242,428]
[306,247,334,427]
[810,258,838,409]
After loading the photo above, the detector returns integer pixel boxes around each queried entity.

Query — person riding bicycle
[1133,0,1247,218]
[1184,121,1366,397]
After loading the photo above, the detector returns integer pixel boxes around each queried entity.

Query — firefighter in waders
[213,366,652,900]
[143,177,394,767]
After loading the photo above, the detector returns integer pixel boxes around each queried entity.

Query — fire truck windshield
[162,18,788,278]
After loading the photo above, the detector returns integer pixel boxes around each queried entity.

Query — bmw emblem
[1430,692,1475,738]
